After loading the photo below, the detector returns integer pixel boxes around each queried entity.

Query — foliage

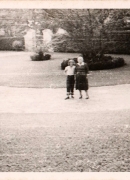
[89,57,125,70]
[0,9,55,37]
[1,9,130,56]
[42,42,54,53]
[12,40,23,50]
[30,51,51,61]
[52,33,70,52]
[30,53,41,61]
[30,46,44,61]
[0,9,130,38]
[61,56,125,70]
[50,10,110,54]
[50,10,130,57]
[44,54,51,60]
[0,37,24,50]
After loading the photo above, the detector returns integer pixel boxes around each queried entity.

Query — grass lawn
[1,110,130,172]
[0,52,130,88]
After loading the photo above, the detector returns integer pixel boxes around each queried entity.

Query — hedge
[0,37,24,51]
[105,42,130,54]
[89,58,125,70]
[61,56,125,71]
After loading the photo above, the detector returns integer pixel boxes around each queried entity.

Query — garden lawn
[0,52,130,88]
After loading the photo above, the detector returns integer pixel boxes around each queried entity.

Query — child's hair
[68,59,75,66]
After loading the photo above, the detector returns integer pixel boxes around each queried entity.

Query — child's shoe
[79,95,82,99]
[71,95,74,98]
[65,96,69,100]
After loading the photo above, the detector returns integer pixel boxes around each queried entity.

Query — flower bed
[61,56,125,70]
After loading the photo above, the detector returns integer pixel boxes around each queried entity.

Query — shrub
[12,40,23,51]
[0,37,24,51]
[38,51,44,60]
[61,58,78,70]
[61,56,125,70]
[30,52,51,61]
[105,42,130,54]
[89,57,125,70]
[30,53,42,61]
[43,54,51,60]
[61,60,68,70]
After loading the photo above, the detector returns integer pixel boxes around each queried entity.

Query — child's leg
[70,76,75,98]
[65,89,70,100]
[70,85,74,98]
[65,87,70,99]
[65,76,70,100]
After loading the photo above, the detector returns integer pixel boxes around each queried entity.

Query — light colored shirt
[65,66,75,75]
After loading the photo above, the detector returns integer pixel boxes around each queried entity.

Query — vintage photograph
[0,7,130,172]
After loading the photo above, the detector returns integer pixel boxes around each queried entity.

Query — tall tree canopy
[1,9,130,55]
[47,9,130,55]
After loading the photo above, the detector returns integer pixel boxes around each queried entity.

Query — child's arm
[74,66,77,75]
[64,66,68,74]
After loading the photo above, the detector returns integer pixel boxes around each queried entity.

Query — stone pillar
[0,28,5,36]
[24,28,36,51]
[43,29,53,43]
[42,29,53,52]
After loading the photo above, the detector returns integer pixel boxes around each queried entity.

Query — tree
[1,9,130,56]
[48,9,130,61]
[49,9,111,62]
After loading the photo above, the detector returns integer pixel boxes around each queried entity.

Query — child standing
[64,59,75,100]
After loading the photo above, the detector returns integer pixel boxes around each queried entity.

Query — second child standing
[64,59,75,100]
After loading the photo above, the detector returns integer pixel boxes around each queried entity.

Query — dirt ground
[0,52,130,172]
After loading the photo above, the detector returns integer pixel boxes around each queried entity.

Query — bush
[89,57,125,70]
[61,56,125,70]
[30,52,51,61]
[43,54,51,60]
[0,37,24,51]
[12,40,23,51]
[30,53,42,61]
[61,58,78,70]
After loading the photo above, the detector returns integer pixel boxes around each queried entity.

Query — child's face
[70,62,73,67]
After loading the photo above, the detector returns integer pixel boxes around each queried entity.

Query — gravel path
[0,85,130,172]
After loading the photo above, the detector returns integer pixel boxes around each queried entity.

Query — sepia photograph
[0,1,130,176]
